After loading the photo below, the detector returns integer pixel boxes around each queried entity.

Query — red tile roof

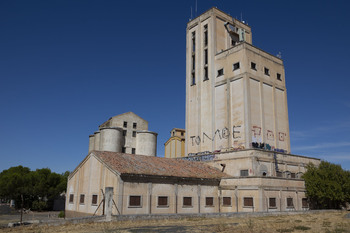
[93,151,227,179]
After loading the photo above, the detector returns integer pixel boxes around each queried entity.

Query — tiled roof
[93,151,227,179]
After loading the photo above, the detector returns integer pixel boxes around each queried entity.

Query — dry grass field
[1,211,349,233]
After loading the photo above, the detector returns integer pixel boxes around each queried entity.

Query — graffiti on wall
[181,154,216,162]
[251,125,287,153]
[189,125,242,146]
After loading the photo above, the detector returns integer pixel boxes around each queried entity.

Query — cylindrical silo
[88,134,95,153]
[94,131,101,151]
[136,130,158,156]
[100,127,124,152]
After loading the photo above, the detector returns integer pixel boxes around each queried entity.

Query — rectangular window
[132,148,136,154]
[192,54,195,71]
[69,194,74,203]
[157,196,168,207]
[251,62,256,70]
[122,147,126,153]
[183,197,192,207]
[240,169,248,177]
[123,130,127,136]
[132,131,136,137]
[191,72,196,85]
[233,62,240,70]
[123,121,127,128]
[223,197,231,206]
[264,67,270,76]
[287,198,294,208]
[291,173,296,179]
[269,198,276,208]
[92,195,98,205]
[277,73,282,81]
[129,195,141,207]
[276,171,283,177]
[217,68,224,77]
[243,197,253,207]
[302,198,308,208]
[192,31,195,52]
[204,67,208,81]
[204,49,208,65]
[205,197,214,206]
[80,194,85,204]
[204,25,208,46]
[133,122,137,129]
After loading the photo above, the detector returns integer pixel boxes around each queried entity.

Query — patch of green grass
[294,219,302,223]
[294,225,311,231]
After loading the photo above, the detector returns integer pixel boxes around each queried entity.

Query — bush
[58,211,65,218]
[32,200,48,211]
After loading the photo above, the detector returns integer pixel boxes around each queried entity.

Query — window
[204,67,208,81]
[133,122,137,129]
[251,62,257,70]
[243,197,253,207]
[80,194,85,204]
[269,198,276,208]
[264,67,270,76]
[183,197,192,207]
[277,73,282,81]
[276,171,283,177]
[69,194,74,203]
[217,68,224,77]
[192,31,195,52]
[204,49,208,65]
[181,132,184,136]
[287,198,294,208]
[233,62,240,70]
[240,169,248,177]
[122,147,126,153]
[204,25,208,46]
[291,173,296,179]
[205,197,214,206]
[129,195,141,207]
[92,195,98,205]
[132,131,136,137]
[158,196,168,207]
[123,121,127,128]
[302,198,308,208]
[191,72,196,86]
[132,148,136,154]
[223,197,231,206]
[123,130,127,136]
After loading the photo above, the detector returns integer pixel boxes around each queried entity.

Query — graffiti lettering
[279,132,286,141]
[267,130,274,140]
[190,126,242,146]
[181,154,216,162]
[232,125,241,139]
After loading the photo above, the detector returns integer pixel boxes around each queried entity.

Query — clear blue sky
[1,0,349,173]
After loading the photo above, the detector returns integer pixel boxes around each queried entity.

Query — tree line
[0,166,69,211]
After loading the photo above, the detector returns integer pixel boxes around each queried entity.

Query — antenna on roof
[277,52,282,59]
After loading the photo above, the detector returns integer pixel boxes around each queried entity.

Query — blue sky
[1,0,349,173]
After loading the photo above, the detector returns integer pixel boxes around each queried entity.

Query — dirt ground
[1,211,350,233]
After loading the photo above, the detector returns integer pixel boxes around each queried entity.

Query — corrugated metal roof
[93,151,227,179]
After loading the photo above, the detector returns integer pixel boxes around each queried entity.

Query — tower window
[192,31,195,52]
[123,121,127,128]
[191,72,196,85]
[204,25,208,47]
[133,122,137,129]
[251,62,256,70]
[217,68,224,77]
[277,73,282,81]
[132,131,136,137]
[204,67,208,81]
[204,49,208,65]
[233,62,240,70]
[264,67,270,76]
[192,54,195,71]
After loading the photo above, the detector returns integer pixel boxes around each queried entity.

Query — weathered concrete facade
[164,128,186,158]
[186,8,290,155]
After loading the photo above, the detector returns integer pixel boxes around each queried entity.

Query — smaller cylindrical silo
[88,134,95,153]
[136,130,158,156]
[94,131,101,151]
[100,127,123,152]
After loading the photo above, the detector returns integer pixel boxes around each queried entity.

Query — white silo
[88,134,95,153]
[94,131,101,151]
[100,127,124,152]
[136,130,158,156]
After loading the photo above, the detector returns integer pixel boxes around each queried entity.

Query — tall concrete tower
[185,8,290,155]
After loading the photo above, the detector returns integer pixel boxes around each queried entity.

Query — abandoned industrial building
[66,7,320,218]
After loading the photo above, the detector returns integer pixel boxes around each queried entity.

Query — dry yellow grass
[2,211,350,233]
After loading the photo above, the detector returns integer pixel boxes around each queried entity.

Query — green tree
[303,161,350,209]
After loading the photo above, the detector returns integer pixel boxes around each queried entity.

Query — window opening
[223,197,231,206]
[277,73,282,81]
[217,68,224,77]
[287,198,294,208]
[183,197,192,207]
[251,62,257,70]
[80,194,85,204]
[92,195,98,205]
[132,148,136,154]
[129,196,141,207]
[244,197,253,207]
[158,196,168,207]
[264,67,270,76]
[123,121,127,128]
[240,169,248,176]
[206,197,214,206]
[233,62,240,70]
[269,198,276,208]
[69,194,74,203]
[133,122,137,129]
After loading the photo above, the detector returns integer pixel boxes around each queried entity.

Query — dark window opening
[204,49,208,65]
[291,173,296,179]
[192,32,195,52]
[192,54,195,71]
[158,196,168,207]
[204,67,208,81]
[251,62,257,70]
[133,122,137,129]
[264,67,270,76]
[287,198,294,208]
[132,148,136,154]
[276,171,283,177]
[183,197,192,207]
[244,197,253,207]
[262,171,267,177]
[240,169,248,177]
[69,194,74,203]
[129,196,141,207]
[191,72,196,85]
[204,25,208,46]
[132,131,136,137]
[269,198,276,208]
[233,62,240,70]
[92,195,98,205]
[123,130,127,136]
[122,147,126,153]
[217,68,224,77]
[223,197,231,206]
[181,132,184,136]
[123,121,127,128]
[80,194,85,204]
[302,198,308,208]
[206,197,214,206]
[277,73,282,81]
